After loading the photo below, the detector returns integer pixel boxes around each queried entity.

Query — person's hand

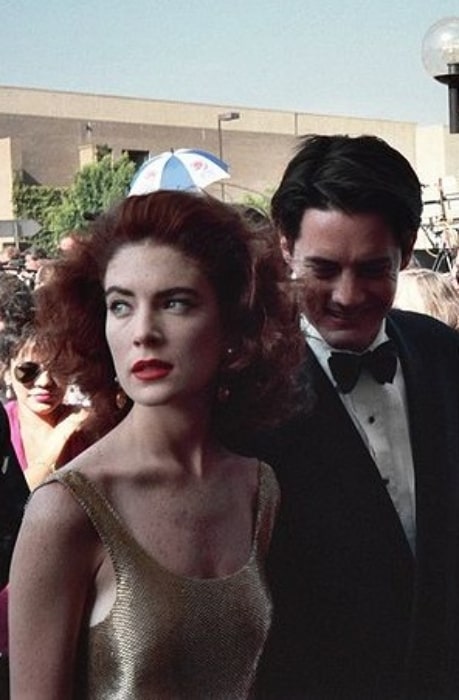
[25,408,89,489]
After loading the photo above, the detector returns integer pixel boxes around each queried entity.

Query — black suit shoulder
[388,308,459,347]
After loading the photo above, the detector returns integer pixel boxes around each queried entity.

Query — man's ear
[400,234,416,270]
[280,235,293,268]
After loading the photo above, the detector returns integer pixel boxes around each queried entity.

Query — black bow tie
[328,340,398,394]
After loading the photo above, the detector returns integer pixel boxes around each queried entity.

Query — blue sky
[0,0,458,126]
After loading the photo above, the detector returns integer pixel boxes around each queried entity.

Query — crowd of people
[0,245,48,289]
[0,134,458,698]
[394,266,459,331]
[0,240,93,698]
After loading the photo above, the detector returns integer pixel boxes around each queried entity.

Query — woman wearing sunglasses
[0,289,93,698]
[9,191,303,699]
[0,325,90,491]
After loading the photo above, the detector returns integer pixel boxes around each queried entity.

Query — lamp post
[422,17,459,133]
[217,111,240,200]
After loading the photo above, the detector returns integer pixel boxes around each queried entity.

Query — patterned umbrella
[128,148,230,195]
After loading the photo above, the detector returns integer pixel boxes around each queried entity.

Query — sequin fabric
[49,463,279,699]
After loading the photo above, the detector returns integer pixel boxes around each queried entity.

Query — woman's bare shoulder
[24,478,92,540]
[26,440,115,543]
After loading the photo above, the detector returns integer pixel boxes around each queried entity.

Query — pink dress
[4,402,26,470]
[0,402,26,653]
[0,401,88,654]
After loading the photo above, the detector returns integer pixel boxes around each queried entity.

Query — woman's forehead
[104,243,204,288]
[14,338,39,362]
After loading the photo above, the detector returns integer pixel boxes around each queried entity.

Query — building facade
[0,85,458,251]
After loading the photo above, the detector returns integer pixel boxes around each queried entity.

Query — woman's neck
[17,401,68,431]
[120,400,224,478]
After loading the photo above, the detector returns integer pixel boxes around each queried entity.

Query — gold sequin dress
[49,462,279,699]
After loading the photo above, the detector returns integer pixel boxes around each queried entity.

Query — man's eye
[359,264,390,278]
[306,263,339,279]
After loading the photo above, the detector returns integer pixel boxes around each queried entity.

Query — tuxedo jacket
[249,310,459,699]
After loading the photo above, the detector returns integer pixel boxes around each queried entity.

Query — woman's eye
[108,300,131,317]
[163,298,194,313]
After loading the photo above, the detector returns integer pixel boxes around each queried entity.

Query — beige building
[0,85,458,251]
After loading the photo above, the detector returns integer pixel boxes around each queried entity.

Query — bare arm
[24,408,90,489]
[9,480,99,699]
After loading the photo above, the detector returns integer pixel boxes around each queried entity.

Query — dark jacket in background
[0,404,29,589]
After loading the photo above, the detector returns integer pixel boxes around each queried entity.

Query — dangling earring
[290,270,298,280]
[114,377,127,410]
[217,384,231,403]
[5,382,13,401]
[217,347,234,403]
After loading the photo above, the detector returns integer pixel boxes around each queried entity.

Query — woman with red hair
[9,191,304,698]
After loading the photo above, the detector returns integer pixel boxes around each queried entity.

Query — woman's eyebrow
[155,287,199,299]
[104,286,200,299]
[104,285,133,297]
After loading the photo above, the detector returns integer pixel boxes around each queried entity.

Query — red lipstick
[131,359,173,381]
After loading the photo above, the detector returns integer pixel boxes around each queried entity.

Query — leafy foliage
[13,178,65,249]
[241,190,273,218]
[13,152,136,252]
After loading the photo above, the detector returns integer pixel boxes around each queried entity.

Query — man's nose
[332,273,365,307]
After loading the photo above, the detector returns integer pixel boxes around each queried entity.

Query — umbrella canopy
[128,148,230,195]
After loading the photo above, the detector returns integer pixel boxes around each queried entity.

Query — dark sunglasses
[13,361,46,384]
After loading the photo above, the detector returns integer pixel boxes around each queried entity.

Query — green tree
[241,190,273,218]
[47,153,135,247]
[13,178,66,250]
[13,152,136,252]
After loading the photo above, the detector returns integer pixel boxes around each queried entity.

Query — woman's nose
[132,312,164,346]
[34,369,54,387]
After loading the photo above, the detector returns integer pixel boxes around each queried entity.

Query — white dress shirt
[302,317,416,554]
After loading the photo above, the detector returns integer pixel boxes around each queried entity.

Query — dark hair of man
[24,246,48,261]
[0,274,34,332]
[271,134,423,258]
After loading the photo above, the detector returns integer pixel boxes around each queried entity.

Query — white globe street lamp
[422,17,459,133]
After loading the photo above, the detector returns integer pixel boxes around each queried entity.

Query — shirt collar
[301,315,389,378]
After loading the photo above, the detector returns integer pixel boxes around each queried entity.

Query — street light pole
[217,111,240,200]
[437,64,459,134]
[422,17,459,134]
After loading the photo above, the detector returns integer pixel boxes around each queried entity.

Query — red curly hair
[35,191,305,443]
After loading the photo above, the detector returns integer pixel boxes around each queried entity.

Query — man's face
[283,208,413,352]
[25,254,41,272]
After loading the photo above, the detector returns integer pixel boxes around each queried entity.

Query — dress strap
[45,470,131,564]
[47,463,280,578]
[253,462,280,561]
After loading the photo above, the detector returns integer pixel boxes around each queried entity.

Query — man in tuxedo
[253,135,459,699]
